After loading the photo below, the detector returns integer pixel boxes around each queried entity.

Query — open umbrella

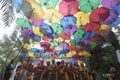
[60,15,76,29]
[16,18,32,29]
[84,22,101,32]
[33,27,43,37]
[50,40,59,48]
[90,7,110,23]
[51,23,64,35]
[44,8,62,23]
[38,0,59,8]
[59,0,79,16]
[29,19,44,27]
[114,3,120,14]
[21,0,33,17]
[101,0,120,9]
[101,10,118,24]
[78,0,100,13]
[25,0,44,20]
[59,41,69,49]
[74,11,90,27]
[110,17,120,27]
[73,29,85,39]
[21,28,33,36]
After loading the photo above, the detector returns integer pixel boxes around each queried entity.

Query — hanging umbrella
[51,23,64,35]
[21,28,33,36]
[44,8,62,23]
[42,36,52,42]
[25,0,44,20]
[16,18,32,29]
[40,23,53,38]
[84,32,95,39]
[81,38,90,45]
[114,3,120,14]
[73,29,85,39]
[64,25,78,35]
[33,35,41,42]
[60,33,71,40]
[99,24,110,32]
[74,11,90,27]
[59,0,79,16]
[60,15,76,29]
[110,17,120,27]
[101,10,118,24]
[50,40,59,48]
[101,0,120,9]
[12,0,23,13]
[59,54,66,58]
[38,0,59,8]
[33,27,43,37]
[59,41,69,49]
[29,19,44,27]
[90,7,110,23]
[84,22,101,32]
[78,0,100,13]
[21,0,33,17]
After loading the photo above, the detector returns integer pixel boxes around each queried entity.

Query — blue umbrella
[31,48,41,53]
[60,15,76,29]
[114,4,120,14]
[33,35,41,42]
[12,0,23,12]
[19,53,28,58]
[110,17,120,27]
[40,23,53,38]
[84,32,95,39]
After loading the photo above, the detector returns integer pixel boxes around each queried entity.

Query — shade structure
[78,0,100,13]
[90,7,110,23]
[59,0,79,16]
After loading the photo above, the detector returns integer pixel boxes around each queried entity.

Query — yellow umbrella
[74,11,89,27]
[66,51,76,58]
[25,0,44,20]
[23,43,31,50]
[54,37,64,43]
[78,50,91,57]
[44,8,62,23]
[33,27,43,37]
[28,52,35,58]
[54,46,61,50]
[99,24,110,32]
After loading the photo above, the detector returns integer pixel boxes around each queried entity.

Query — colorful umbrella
[16,18,32,29]
[110,17,120,27]
[29,19,44,27]
[33,27,43,37]
[21,28,33,37]
[84,22,101,32]
[50,40,59,48]
[33,35,41,42]
[38,0,59,8]
[73,29,85,39]
[59,0,79,16]
[25,0,44,20]
[44,8,62,23]
[114,3,120,14]
[101,10,118,24]
[74,11,90,27]
[60,15,76,29]
[101,0,120,9]
[90,7,110,23]
[78,0,100,13]
[51,23,64,35]
[21,0,33,17]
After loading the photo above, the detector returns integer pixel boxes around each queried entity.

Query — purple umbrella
[59,41,69,49]
[64,26,78,35]
[21,28,33,36]
[101,10,118,24]
[101,0,120,9]
[28,19,44,27]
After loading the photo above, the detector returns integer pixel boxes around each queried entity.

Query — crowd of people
[11,59,99,80]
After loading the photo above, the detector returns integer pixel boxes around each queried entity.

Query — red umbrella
[84,22,101,32]
[60,33,71,40]
[90,7,110,23]
[59,0,79,16]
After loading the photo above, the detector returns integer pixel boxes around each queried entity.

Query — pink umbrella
[28,19,44,26]
[64,26,78,35]
[101,0,120,9]
[59,0,79,16]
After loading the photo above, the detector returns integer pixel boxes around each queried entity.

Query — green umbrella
[21,0,33,17]
[38,0,59,8]
[51,23,64,35]
[59,54,66,58]
[89,42,97,48]
[78,0,100,13]
[73,29,85,39]
[50,40,59,48]
[16,18,32,29]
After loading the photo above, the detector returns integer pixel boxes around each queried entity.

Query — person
[4,59,14,80]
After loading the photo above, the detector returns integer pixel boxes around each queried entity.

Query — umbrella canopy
[44,8,62,23]
[101,10,118,24]
[78,0,100,13]
[29,19,44,27]
[101,0,120,9]
[74,11,90,27]
[84,22,101,32]
[21,28,33,37]
[51,23,64,35]
[114,3,120,14]
[38,0,59,8]
[25,0,44,20]
[73,29,85,39]
[60,15,76,29]
[90,7,110,23]
[110,17,120,27]
[16,18,32,29]
[50,40,59,48]
[59,0,79,16]
[21,0,33,17]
